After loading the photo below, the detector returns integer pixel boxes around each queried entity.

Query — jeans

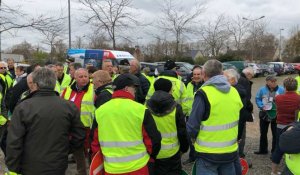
[271,128,285,164]
[195,157,236,175]
[259,118,277,153]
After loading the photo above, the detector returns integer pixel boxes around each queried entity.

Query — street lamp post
[279,28,284,61]
[242,16,265,62]
[68,0,71,49]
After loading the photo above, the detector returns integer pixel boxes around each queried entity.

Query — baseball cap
[113,73,140,90]
[66,57,75,63]
[119,59,130,66]
[164,60,177,70]
[266,75,277,81]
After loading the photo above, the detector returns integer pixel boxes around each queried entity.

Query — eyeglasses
[0,67,6,70]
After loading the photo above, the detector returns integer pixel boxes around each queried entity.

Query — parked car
[258,64,275,76]
[223,61,247,73]
[155,61,193,84]
[247,63,263,77]
[284,63,295,74]
[267,62,284,76]
[222,63,237,71]
[291,63,300,72]
[140,62,164,75]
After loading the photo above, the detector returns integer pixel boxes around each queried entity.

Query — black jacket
[238,73,254,122]
[5,90,86,175]
[279,123,300,154]
[233,84,247,140]
[7,76,28,113]
[146,91,188,174]
[134,72,150,104]
[94,83,113,109]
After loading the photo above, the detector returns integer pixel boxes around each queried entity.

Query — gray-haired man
[5,68,85,175]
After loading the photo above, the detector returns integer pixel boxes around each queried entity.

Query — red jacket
[92,90,162,175]
[275,91,300,125]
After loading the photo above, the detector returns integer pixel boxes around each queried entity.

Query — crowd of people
[0,57,299,175]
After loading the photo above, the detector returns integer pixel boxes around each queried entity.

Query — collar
[71,82,90,92]
[95,83,113,95]
[266,85,279,92]
[112,90,135,100]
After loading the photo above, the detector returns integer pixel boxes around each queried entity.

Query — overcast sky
[1,0,300,50]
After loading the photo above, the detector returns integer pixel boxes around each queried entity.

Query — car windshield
[183,63,194,70]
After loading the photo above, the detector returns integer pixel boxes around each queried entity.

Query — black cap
[119,59,130,66]
[113,73,140,90]
[154,78,172,92]
[266,75,277,81]
[66,57,75,63]
[164,60,177,70]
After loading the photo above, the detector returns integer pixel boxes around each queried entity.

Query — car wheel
[263,71,269,76]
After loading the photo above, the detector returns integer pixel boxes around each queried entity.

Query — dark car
[267,62,284,76]
[155,61,193,84]
[222,63,237,71]
[140,62,164,75]
[258,64,275,76]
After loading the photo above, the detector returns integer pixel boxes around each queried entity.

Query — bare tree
[227,15,249,51]
[0,2,67,60]
[158,0,205,57]
[200,15,230,57]
[37,16,66,60]
[79,0,138,49]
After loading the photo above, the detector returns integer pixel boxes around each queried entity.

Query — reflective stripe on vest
[100,140,143,147]
[105,151,147,163]
[195,85,243,154]
[96,98,149,174]
[146,76,189,114]
[200,120,239,131]
[93,164,103,175]
[152,108,179,159]
[285,153,300,175]
[63,84,95,127]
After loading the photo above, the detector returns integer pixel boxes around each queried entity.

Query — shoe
[182,158,195,165]
[253,151,268,155]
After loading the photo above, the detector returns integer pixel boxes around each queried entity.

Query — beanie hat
[113,73,140,90]
[154,78,172,92]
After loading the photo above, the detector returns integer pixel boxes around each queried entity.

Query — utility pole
[0,0,2,61]
[242,16,265,62]
[279,28,284,61]
[68,0,71,49]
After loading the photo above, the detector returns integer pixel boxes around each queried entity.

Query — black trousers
[259,118,277,153]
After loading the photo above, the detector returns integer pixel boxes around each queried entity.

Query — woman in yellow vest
[146,78,189,175]
[279,123,300,175]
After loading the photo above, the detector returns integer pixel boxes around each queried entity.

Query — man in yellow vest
[90,70,113,158]
[0,61,14,93]
[146,60,189,115]
[102,59,116,80]
[279,123,300,175]
[56,62,71,92]
[61,68,94,175]
[146,78,189,175]
[95,73,161,175]
[183,65,204,165]
[187,59,243,174]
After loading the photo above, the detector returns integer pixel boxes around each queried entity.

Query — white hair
[242,67,254,76]
[224,69,240,83]
[0,61,8,68]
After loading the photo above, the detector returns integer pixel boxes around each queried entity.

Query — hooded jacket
[187,75,240,163]
[146,90,189,153]
[146,90,188,174]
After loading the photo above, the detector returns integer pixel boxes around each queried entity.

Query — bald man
[61,68,94,175]
[130,59,150,104]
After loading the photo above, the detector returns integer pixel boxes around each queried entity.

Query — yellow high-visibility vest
[195,86,243,154]
[96,98,150,174]
[63,84,95,127]
[152,108,179,159]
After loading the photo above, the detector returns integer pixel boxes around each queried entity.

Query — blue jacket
[255,85,285,110]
